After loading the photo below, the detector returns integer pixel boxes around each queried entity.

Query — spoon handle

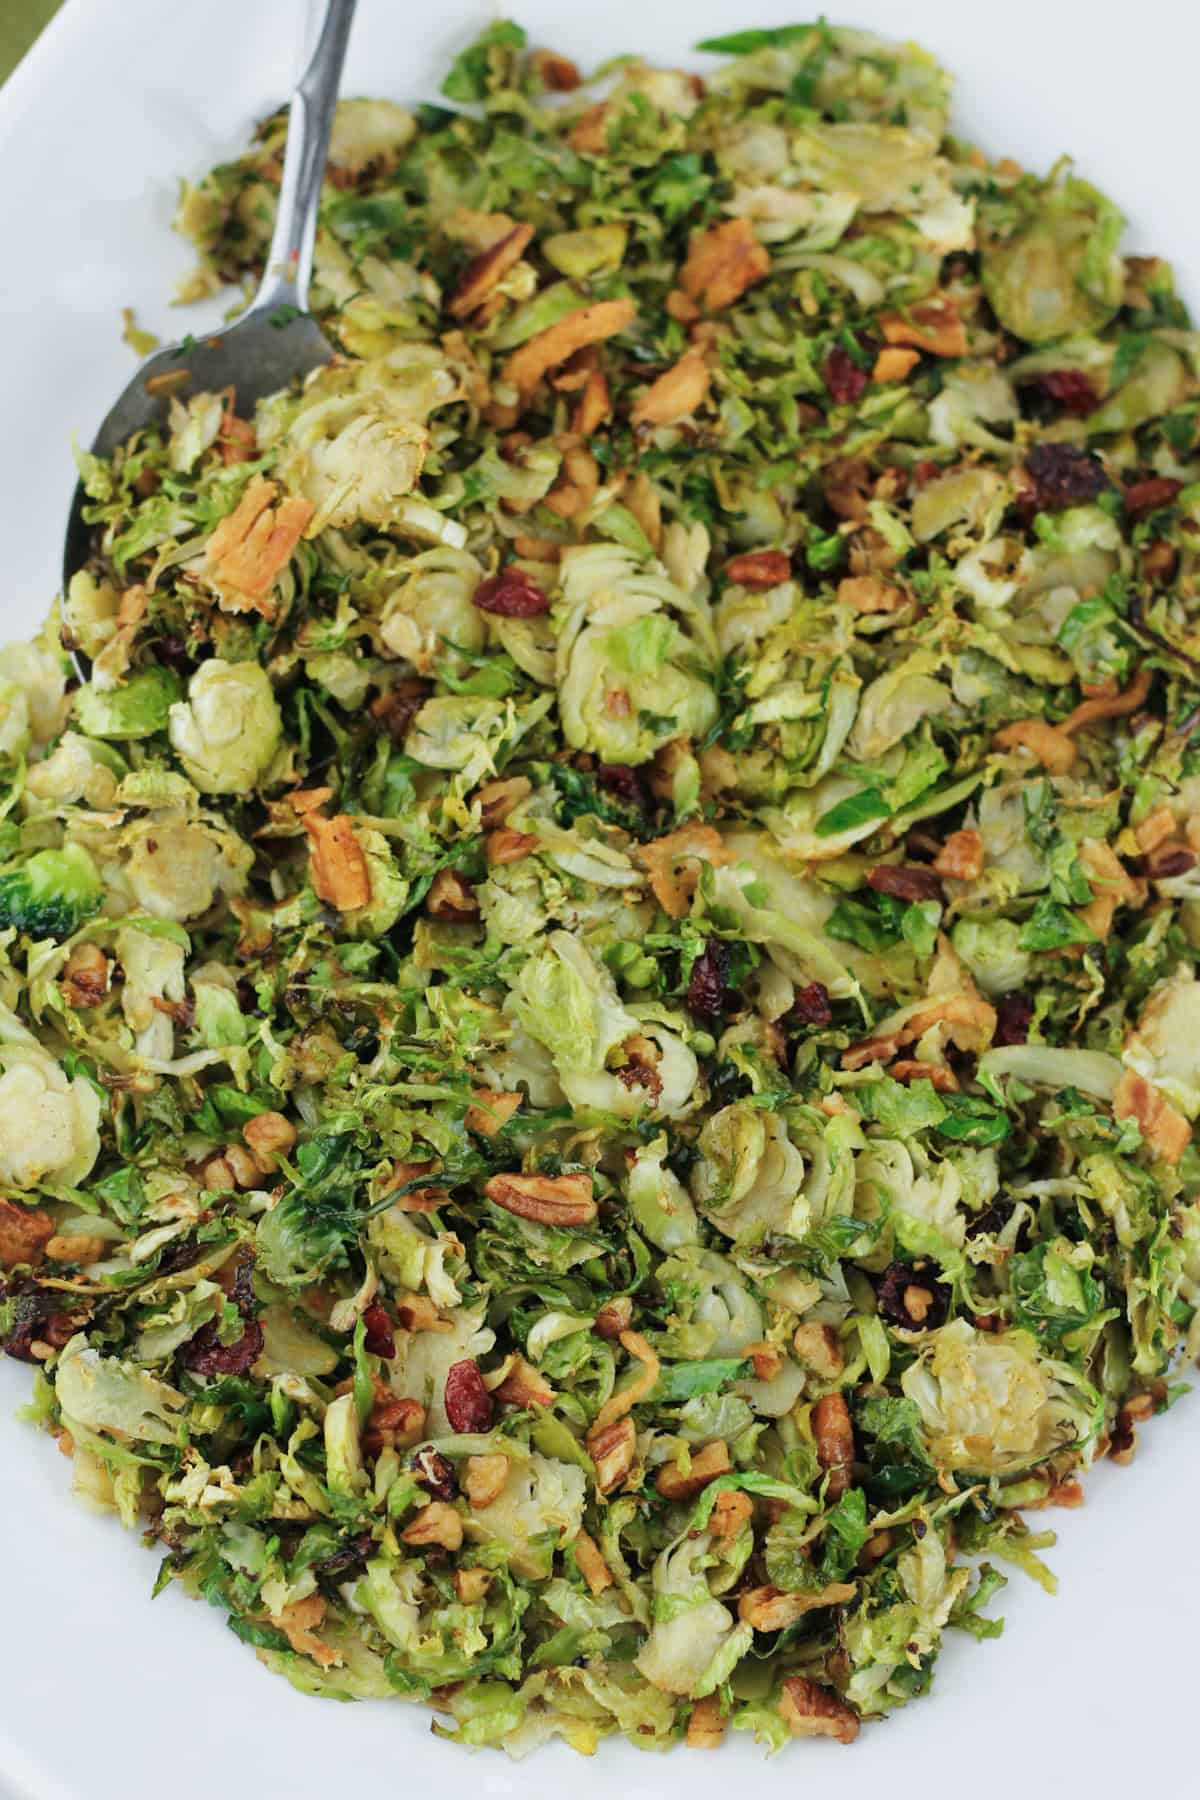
[249,0,358,318]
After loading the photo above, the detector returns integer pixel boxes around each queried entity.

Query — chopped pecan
[655,1439,731,1500]
[822,456,873,521]
[0,1202,54,1270]
[595,1296,633,1340]
[710,1488,753,1543]
[632,351,712,426]
[812,1392,855,1499]
[992,718,1077,773]
[573,1528,613,1595]
[477,775,532,826]
[679,217,770,312]
[412,1446,458,1500]
[448,222,533,320]
[572,366,611,436]
[242,1111,297,1170]
[933,829,985,882]
[1144,841,1196,880]
[879,296,967,358]
[464,1452,510,1509]
[484,1171,596,1227]
[739,1582,856,1631]
[872,345,921,383]
[1077,838,1141,938]
[746,1340,784,1381]
[426,869,479,920]
[587,1414,637,1494]
[362,1395,426,1458]
[792,1322,844,1380]
[465,1088,522,1137]
[43,1234,107,1266]
[493,1352,555,1409]
[445,1359,494,1433]
[837,574,906,613]
[304,812,371,911]
[569,101,610,154]
[1113,1069,1190,1165]
[779,1677,860,1745]
[891,1059,959,1092]
[270,1594,341,1668]
[635,823,729,919]
[1123,475,1181,518]
[867,863,943,903]
[504,298,636,398]
[1134,804,1177,855]
[486,827,538,867]
[61,942,109,1009]
[395,1294,452,1334]
[402,1500,464,1551]
[205,475,314,617]
[725,549,791,588]
[455,1567,493,1604]
[530,48,582,90]
[686,1697,727,1749]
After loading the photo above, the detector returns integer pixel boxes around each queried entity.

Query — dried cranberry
[867,864,943,903]
[1037,370,1099,417]
[687,938,731,1026]
[1123,476,1182,519]
[0,1285,77,1362]
[822,346,869,406]
[994,992,1033,1046]
[788,982,833,1028]
[472,569,551,617]
[444,1358,494,1433]
[595,763,647,809]
[876,1260,950,1330]
[1025,443,1110,511]
[412,1446,458,1501]
[372,677,430,744]
[181,1317,265,1378]
[362,1300,396,1360]
[154,634,193,673]
[312,1531,376,1578]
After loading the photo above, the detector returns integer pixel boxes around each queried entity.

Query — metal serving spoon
[61,0,358,599]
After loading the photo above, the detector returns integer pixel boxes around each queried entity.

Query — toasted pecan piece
[1077,838,1142,940]
[779,1676,860,1745]
[635,823,729,919]
[493,1353,555,1409]
[504,298,636,398]
[710,1488,753,1543]
[812,1392,855,1499]
[680,217,770,311]
[992,718,1077,774]
[632,351,712,426]
[686,1697,727,1749]
[587,1414,637,1493]
[426,869,480,920]
[593,1330,660,1433]
[464,1453,510,1509]
[879,296,967,358]
[205,475,314,616]
[872,345,921,382]
[933,828,985,882]
[484,1171,596,1226]
[726,550,791,588]
[455,1567,493,1604]
[739,1582,857,1631]
[270,1594,341,1668]
[61,942,109,1009]
[1113,1069,1191,1164]
[402,1500,464,1550]
[448,222,533,319]
[792,1322,844,1380]
[304,812,371,911]
[837,573,906,613]
[0,1200,55,1270]
[655,1438,731,1500]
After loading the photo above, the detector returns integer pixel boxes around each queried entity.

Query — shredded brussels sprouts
[3,16,1199,1759]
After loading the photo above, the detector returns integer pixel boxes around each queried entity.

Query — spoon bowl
[60,0,356,620]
